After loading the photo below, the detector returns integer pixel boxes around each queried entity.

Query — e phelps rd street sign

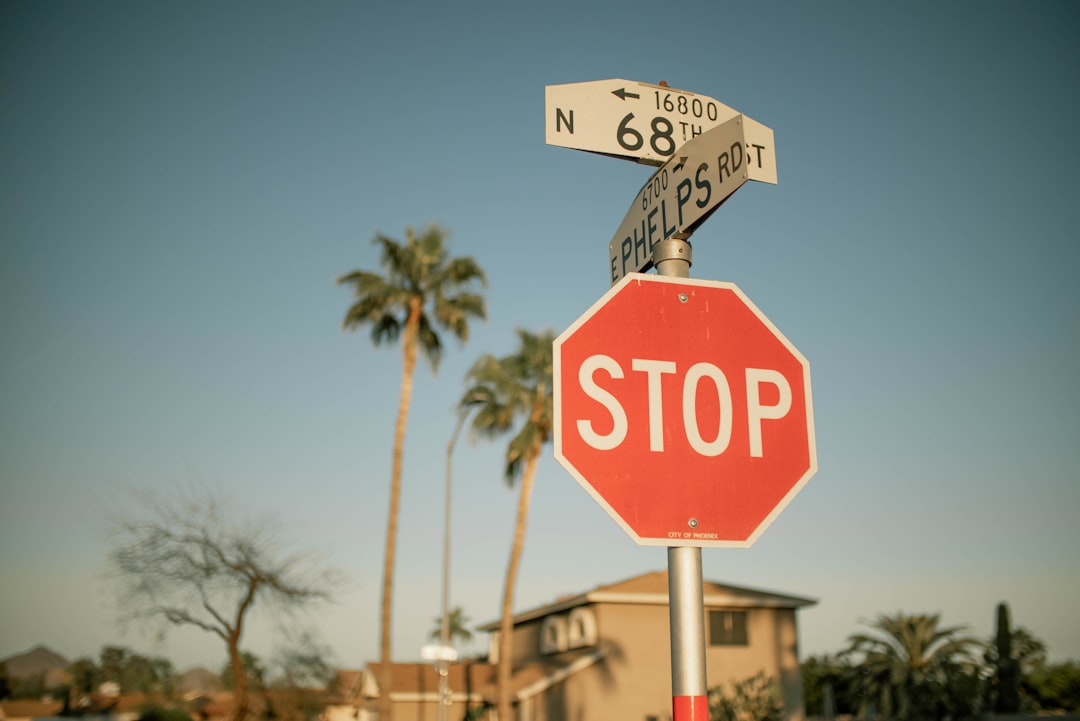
[546,78,740,165]
[608,115,777,284]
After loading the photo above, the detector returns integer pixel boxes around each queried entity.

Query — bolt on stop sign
[553,273,817,547]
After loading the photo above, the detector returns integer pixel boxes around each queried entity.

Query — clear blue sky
[2,0,1078,672]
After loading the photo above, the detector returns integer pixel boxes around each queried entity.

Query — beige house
[332,569,815,721]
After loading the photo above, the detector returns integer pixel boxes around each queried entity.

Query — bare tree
[107,489,339,721]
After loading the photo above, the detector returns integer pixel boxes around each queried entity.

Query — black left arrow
[612,87,640,101]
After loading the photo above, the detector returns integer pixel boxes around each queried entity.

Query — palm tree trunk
[378,296,422,721]
[496,445,540,721]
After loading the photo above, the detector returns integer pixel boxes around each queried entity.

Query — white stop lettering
[575,355,791,458]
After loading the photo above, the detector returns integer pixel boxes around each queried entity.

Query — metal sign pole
[669,547,708,721]
[653,238,709,721]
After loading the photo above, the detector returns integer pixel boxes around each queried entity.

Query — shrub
[708,672,783,721]
[137,704,193,721]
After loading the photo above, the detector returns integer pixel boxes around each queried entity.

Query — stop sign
[553,273,817,547]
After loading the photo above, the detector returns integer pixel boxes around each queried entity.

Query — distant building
[0,699,64,721]
[0,645,71,694]
[176,667,225,696]
[330,569,815,721]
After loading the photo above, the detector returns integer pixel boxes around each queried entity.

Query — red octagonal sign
[554,273,817,547]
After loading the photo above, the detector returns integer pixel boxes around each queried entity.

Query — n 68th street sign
[608,116,777,284]
[546,78,741,165]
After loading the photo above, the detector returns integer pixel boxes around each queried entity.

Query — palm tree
[429,606,474,645]
[844,611,983,720]
[337,225,486,721]
[460,328,554,721]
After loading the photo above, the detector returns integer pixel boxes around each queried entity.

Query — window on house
[708,610,748,646]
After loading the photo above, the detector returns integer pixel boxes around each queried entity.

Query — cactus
[994,602,1021,713]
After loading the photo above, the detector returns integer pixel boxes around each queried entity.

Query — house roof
[362,660,495,702]
[477,569,817,631]
[324,669,364,704]
[187,692,238,719]
[0,699,64,720]
[361,649,606,704]
[84,692,152,714]
[0,645,70,680]
[510,648,607,702]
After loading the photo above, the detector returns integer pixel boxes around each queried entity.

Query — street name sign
[553,273,816,548]
[546,78,741,165]
[608,116,777,285]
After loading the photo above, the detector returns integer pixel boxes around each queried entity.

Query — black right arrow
[612,88,640,101]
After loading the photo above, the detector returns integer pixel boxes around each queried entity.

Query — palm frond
[341,291,397,331]
[371,314,400,345]
[374,233,415,286]
[434,290,487,342]
[470,398,516,439]
[336,269,386,294]
[417,314,444,371]
[503,424,543,486]
[441,255,487,285]
[460,328,555,485]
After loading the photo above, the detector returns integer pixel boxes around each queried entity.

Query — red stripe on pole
[673,695,708,721]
